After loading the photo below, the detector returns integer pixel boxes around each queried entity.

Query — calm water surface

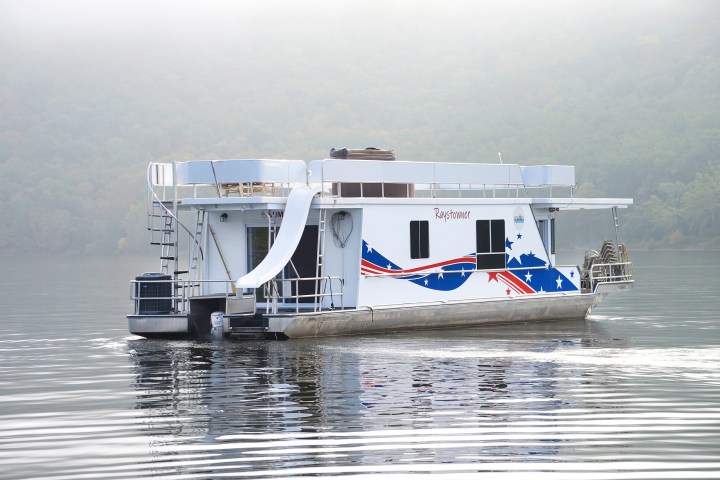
[1,251,719,479]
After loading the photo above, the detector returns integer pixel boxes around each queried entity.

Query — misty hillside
[1,0,718,255]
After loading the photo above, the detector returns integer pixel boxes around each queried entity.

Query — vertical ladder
[160,212,175,275]
[148,200,178,276]
[314,208,327,312]
[168,209,205,311]
[187,210,205,288]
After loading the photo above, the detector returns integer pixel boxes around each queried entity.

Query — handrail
[589,261,634,291]
[130,275,344,316]
[146,163,204,263]
[305,160,581,199]
[209,160,222,198]
[308,159,528,199]
[263,275,344,314]
[130,278,235,315]
[152,160,579,200]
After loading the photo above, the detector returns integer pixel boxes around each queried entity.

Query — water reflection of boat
[127,319,623,472]
[127,148,633,339]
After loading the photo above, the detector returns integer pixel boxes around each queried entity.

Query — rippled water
[1,252,719,479]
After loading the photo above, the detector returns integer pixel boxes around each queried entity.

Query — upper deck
[149,158,632,210]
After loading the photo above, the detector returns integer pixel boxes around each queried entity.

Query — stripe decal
[361,239,577,294]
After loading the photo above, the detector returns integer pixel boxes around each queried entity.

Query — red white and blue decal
[361,238,578,295]
[361,240,477,291]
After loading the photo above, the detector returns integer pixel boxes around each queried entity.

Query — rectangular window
[538,218,556,255]
[247,226,272,301]
[410,220,429,259]
[476,219,505,269]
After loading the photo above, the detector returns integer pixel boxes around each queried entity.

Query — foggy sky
[1,0,689,52]
[3,0,703,105]
[1,0,716,162]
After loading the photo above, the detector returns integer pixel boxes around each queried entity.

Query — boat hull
[268,292,599,338]
[128,314,190,338]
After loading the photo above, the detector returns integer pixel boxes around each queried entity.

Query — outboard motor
[210,311,224,340]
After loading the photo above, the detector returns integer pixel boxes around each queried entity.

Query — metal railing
[130,279,236,315]
[148,160,580,201]
[262,276,344,314]
[309,159,578,200]
[588,261,634,291]
[131,276,344,316]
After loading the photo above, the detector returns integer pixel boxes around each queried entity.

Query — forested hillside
[1,0,718,255]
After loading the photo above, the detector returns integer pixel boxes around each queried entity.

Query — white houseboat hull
[267,292,600,338]
[127,287,632,339]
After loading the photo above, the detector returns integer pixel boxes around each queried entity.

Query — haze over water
[0,251,718,478]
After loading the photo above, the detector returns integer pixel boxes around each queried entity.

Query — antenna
[498,152,503,164]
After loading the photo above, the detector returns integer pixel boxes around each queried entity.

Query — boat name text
[262,210,284,219]
[434,208,471,221]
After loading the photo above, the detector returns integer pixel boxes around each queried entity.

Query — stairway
[146,175,206,315]
[148,200,177,275]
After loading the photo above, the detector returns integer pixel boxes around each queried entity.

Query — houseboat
[128,148,633,339]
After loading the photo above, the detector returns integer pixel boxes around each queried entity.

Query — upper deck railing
[149,159,577,200]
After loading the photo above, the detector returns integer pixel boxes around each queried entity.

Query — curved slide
[235,185,320,289]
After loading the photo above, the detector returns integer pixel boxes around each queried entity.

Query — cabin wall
[206,208,315,296]
[356,203,579,307]
[320,208,362,309]
[200,201,579,309]
[208,208,327,303]
[204,210,249,294]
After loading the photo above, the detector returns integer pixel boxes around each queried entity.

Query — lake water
[1,251,719,479]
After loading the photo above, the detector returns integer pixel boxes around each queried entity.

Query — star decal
[517,233,523,239]
[366,243,373,253]
[506,249,522,266]
[424,278,429,286]
[387,264,392,270]
[461,269,466,277]
[570,271,575,278]
[538,286,546,293]
[488,272,499,282]
[438,272,444,279]
[556,275,563,289]
[505,237,514,250]
[506,288,511,295]
[525,271,533,282]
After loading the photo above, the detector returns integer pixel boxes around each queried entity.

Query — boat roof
[156,158,575,188]
[151,158,632,209]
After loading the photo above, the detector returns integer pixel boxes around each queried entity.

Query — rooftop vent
[330,147,395,161]
[329,147,413,198]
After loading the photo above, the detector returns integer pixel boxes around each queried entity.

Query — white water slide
[235,185,320,289]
